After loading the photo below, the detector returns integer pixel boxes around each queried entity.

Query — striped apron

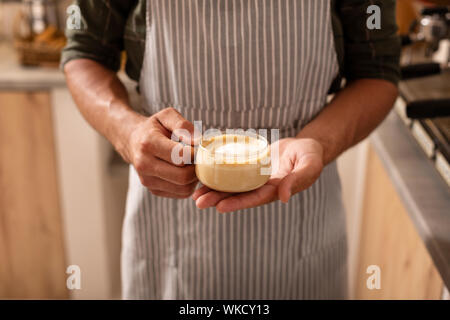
[121,0,348,299]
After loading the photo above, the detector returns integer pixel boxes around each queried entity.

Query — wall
[337,141,369,299]
[51,88,129,299]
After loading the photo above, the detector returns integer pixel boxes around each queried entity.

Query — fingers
[154,160,197,185]
[140,175,198,198]
[155,107,199,145]
[191,185,211,201]
[150,190,198,199]
[152,131,195,166]
[149,107,197,165]
[136,120,194,166]
[278,159,322,203]
[215,184,278,213]
[135,155,197,185]
[277,169,301,203]
[130,107,200,201]
[195,190,234,209]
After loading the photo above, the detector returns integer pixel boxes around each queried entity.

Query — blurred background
[0,0,449,300]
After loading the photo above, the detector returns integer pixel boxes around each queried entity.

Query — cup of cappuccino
[195,131,271,193]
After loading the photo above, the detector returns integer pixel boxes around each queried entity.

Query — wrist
[108,103,146,164]
[295,131,334,166]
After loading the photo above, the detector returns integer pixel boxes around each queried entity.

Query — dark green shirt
[62,0,401,91]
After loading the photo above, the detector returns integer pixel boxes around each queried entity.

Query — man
[62,0,400,299]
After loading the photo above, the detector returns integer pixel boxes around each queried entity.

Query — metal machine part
[402,6,449,55]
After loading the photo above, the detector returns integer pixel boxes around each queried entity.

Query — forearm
[64,59,145,163]
[297,79,398,165]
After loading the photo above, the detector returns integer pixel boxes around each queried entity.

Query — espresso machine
[398,4,450,187]
[400,5,450,118]
[401,6,449,77]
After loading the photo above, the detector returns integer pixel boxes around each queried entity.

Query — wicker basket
[14,39,65,67]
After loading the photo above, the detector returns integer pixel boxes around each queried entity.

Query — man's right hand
[124,107,198,199]
[64,60,198,199]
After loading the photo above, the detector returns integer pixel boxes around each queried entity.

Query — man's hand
[64,60,198,199]
[126,107,199,199]
[192,138,324,213]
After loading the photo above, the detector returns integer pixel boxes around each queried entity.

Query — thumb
[278,168,303,203]
[156,107,200,145]
[278,162,322,203]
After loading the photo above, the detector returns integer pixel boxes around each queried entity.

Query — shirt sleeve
[337,0,401,85]
[61,0,136,71]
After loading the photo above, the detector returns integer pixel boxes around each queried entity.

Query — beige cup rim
[198,130,269,158]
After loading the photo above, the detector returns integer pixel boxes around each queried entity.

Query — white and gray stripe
[121,0,347,299]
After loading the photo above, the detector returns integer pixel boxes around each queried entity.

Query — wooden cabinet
[355,146,443,299]
[0,91,68,299]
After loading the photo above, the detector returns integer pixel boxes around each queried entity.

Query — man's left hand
[192,137,324,213]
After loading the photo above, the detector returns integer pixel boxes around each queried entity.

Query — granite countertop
[372,45,450,290]
[371,110,450,290]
